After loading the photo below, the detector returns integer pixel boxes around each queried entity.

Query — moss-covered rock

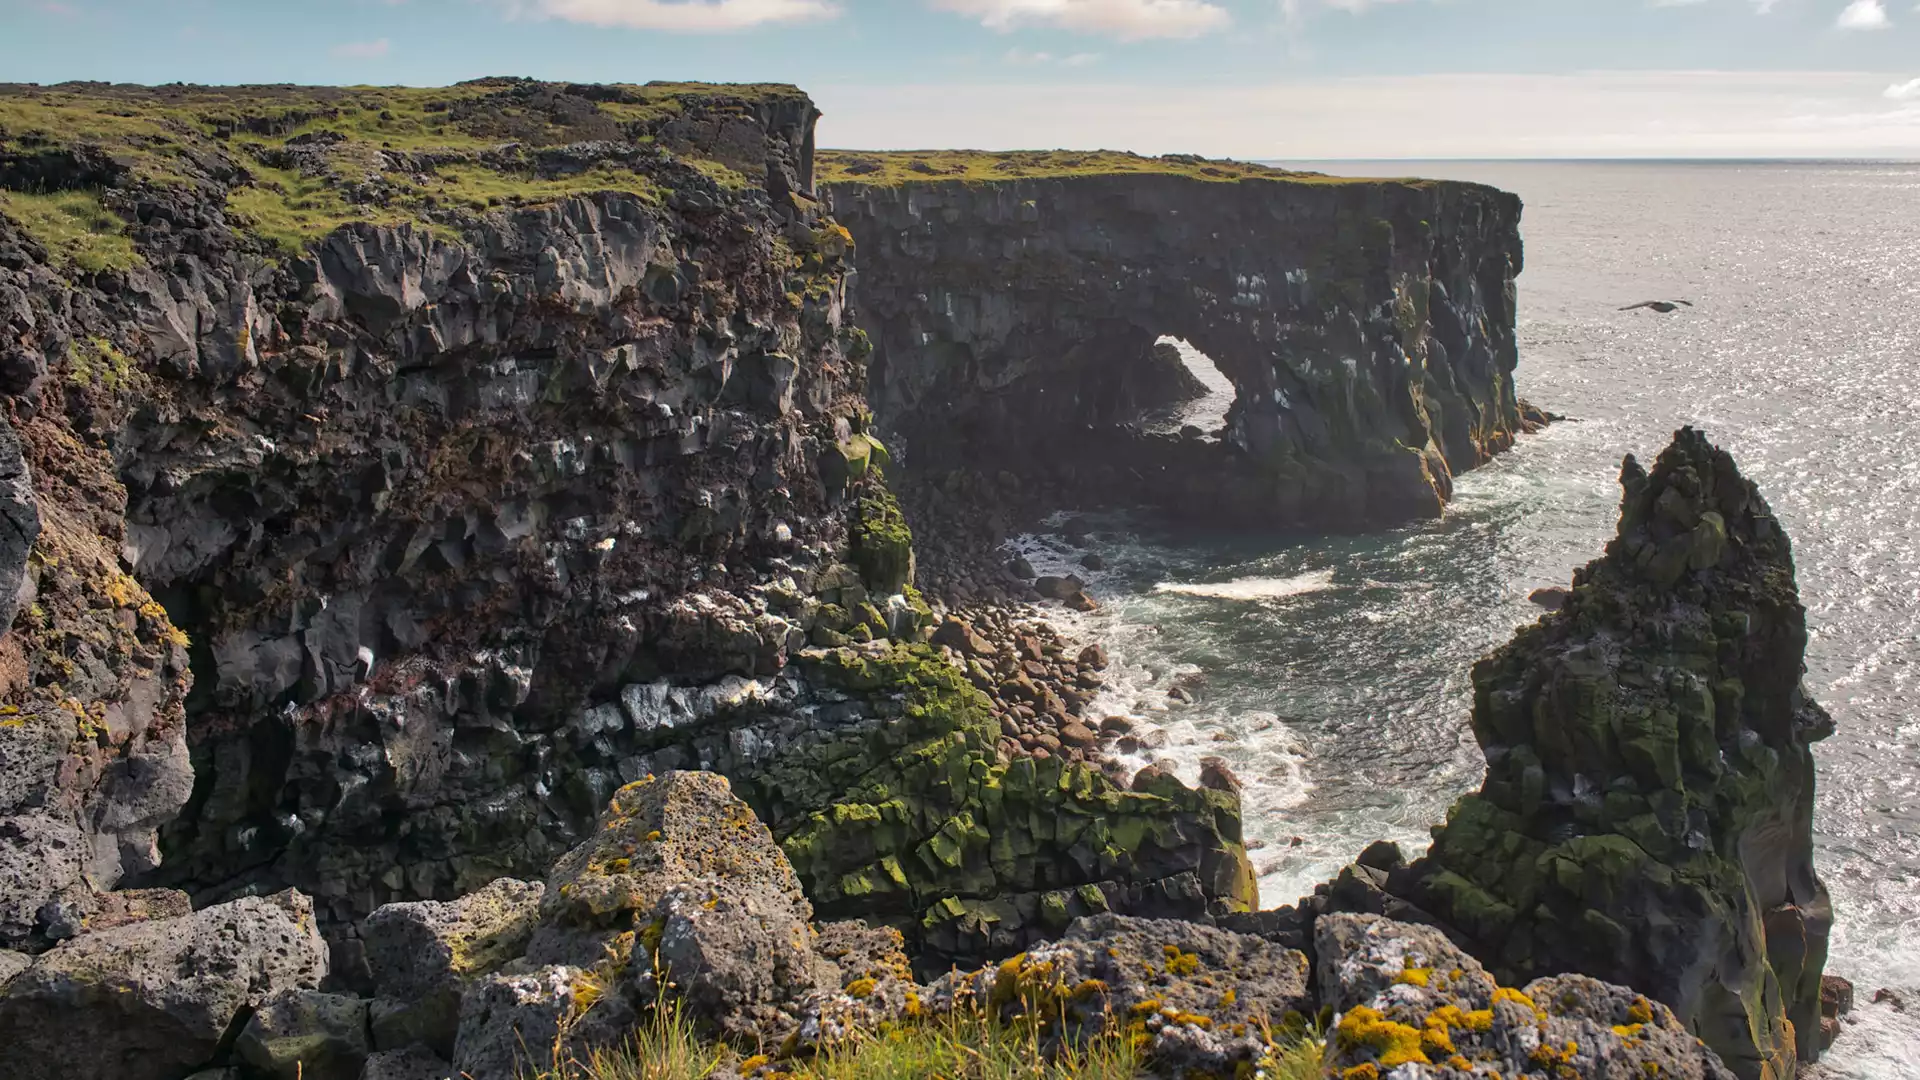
[848,473,915,595]
[1318,913,1736,1080]
[928,913,1311,1077]
[1399,428,1833,1080]
[745,643,1256,963]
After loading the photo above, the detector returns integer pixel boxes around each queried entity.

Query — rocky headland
[0,78,1841,1080]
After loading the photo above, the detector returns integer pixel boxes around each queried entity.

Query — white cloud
[1004,47,1101,64]
[1836,0,1890,28]
[526,0,840,31]
[330,38,392,57]
[932,0,1230,40]
[1887,77,1920,100]
[813,70,1920,159]
[1281,0,1424,19]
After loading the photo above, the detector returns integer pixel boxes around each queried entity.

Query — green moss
[64,336,143,393]
[817,149,1429,188]
[0,190,142,272]
[850,475,915,595]
[0,79,800,259]
[749,643,1253,951]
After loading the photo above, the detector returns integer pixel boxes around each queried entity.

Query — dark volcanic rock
[827,172,1525,531]
[1399,428,1833,1079]
[0,890,330,1080]
[1318,913,1736,1079]
[932,913,1311,1077]
[0,81,864,941]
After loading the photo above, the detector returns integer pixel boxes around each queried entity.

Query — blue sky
[4,0,1919,157]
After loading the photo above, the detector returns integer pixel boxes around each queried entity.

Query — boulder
[1821,974,1854,1018]
[535,771,822,1037]
[358,1045,455,1080]
[1528,585,1571,610]
[1318,913,1736,1080]
[453,965,634,1080]
[933,914,1310,1076]
[1398,429,1833,1079]
[930,617,994,657]
[1034,574,1085,601]
[236,989,372,1080]
[361,877,545,1056]
[1198,757,1241,794]
[0,949,27,988]
[0,814,87,945]
[785,920,919,1052]
[0,890,329,1080]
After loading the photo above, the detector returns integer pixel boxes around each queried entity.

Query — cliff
[1396,428,1832,1079]
[0,81,1250,967]
[821,149,1527,529]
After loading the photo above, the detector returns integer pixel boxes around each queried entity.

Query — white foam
[1153,569,1338,602]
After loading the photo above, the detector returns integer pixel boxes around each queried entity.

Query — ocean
[1006,160,1920,1076]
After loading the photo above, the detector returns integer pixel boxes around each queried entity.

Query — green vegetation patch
[0,189,141,272]
[0,79,806,258]
[817,149,1421,188]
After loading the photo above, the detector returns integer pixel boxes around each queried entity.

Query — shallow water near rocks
[1012,160,1920,1076]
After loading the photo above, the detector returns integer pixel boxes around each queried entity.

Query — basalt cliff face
[823,153,1526,529]
[1397,428,1832,1079]
[0,81,1252,972]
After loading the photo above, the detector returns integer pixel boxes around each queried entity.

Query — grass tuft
[524,994,1328,1080]
[0,189,142,272]
[816,149,1420,189]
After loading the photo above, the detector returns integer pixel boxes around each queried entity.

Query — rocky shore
[0,77,1851,1080]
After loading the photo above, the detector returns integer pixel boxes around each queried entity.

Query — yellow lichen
[1529,1039,1578,1071]
[1337,1004,1430,1069]
[1163,945,1202,977]
[1627,996,1656,1025]
[1341,1065,1380,1080]
[1420,1014,1456,1058]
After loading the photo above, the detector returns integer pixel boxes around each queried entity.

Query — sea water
[1009,161,1920,1076]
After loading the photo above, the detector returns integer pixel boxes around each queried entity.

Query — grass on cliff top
[0,189,141,271]
[0,79,788,257]
[816,149,1415,188]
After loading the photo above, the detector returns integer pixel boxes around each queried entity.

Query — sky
[3,0,1919,158]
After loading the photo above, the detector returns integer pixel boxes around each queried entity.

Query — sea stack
[1401,427,1832,1079]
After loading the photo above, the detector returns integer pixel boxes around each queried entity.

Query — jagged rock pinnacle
[1402,426,1833,1080]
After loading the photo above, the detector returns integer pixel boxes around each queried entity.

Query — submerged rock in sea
[1400,427,1833,1079]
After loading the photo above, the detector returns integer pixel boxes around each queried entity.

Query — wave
[1152,568,1337,602]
